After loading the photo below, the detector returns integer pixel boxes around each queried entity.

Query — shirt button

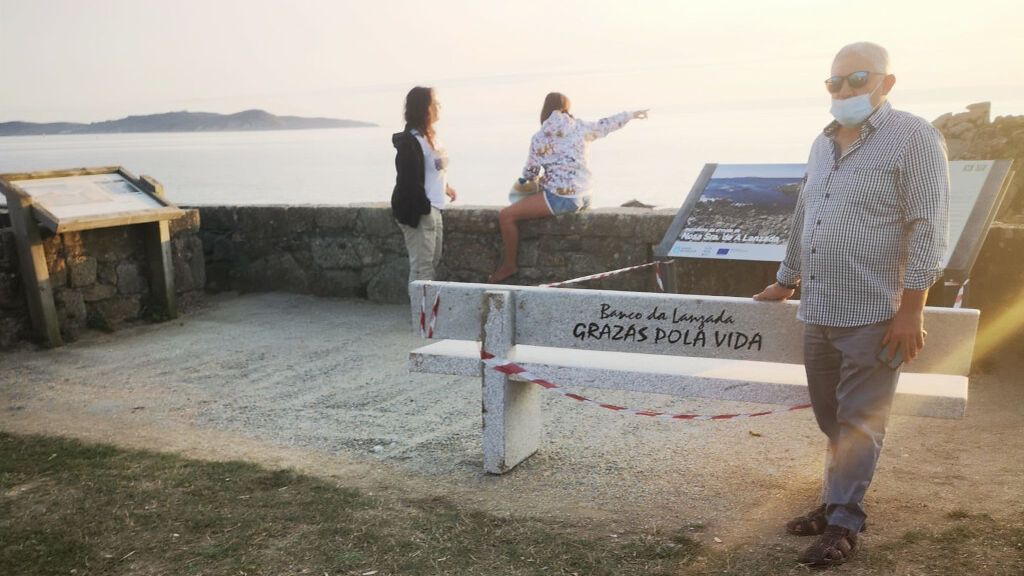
[811,248,816,254]
[824,193,830,198]
[816,219,821,225]
[810,275,816,280]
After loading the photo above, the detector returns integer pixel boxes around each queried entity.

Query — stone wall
[197,204,677,302]
[0,210,205,348]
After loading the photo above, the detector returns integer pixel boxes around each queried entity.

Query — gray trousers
[804,321,900,532]
[398,207,443,283]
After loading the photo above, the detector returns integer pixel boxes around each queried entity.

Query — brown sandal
[786,504,828,536]
[785,504,867,536]
[798,525,859,567]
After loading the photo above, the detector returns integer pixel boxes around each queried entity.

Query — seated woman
[488,92,647,283]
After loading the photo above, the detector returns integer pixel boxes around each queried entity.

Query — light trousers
[399,207,443,283]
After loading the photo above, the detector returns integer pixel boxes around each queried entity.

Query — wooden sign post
[0,166,185,347]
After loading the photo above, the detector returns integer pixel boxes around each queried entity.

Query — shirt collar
[823,100,894,138]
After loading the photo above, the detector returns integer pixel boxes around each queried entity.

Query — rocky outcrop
[934,102,1024,219]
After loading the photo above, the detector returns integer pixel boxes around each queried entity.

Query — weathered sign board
[0,166,184,347]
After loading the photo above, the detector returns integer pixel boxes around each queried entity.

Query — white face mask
[829,81,882,127]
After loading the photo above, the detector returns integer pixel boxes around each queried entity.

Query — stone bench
[407,281,979,474]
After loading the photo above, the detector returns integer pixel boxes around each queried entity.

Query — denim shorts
[543,189,592,215]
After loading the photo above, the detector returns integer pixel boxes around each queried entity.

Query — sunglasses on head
[825,71,884,93]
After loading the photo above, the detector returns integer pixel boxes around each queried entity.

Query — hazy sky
[3,0,1023,125]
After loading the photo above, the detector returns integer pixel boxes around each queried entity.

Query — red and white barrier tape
[480,351,812,421]
[541,260,673,289]
[419,285,441,338]
[953,279,969,309]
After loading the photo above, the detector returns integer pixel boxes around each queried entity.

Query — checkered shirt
[777,101,950,327]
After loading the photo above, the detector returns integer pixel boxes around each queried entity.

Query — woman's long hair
[404,86,437,148]
[540,92,571,124]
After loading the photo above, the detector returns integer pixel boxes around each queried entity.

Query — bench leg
[481,290,540,474]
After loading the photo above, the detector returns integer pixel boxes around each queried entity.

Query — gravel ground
[2,292,1021,546]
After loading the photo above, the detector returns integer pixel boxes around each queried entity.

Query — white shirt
[521,110,632,197]
[412,130,448,210]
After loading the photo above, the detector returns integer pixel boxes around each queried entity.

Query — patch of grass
[947,508,971,520]
[0,433,701,576]
[2,432,1021,576]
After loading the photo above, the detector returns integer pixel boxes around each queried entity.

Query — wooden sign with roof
[0,166,185,347]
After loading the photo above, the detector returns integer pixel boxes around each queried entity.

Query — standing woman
[488,92,647,283]
[392,86,457,283]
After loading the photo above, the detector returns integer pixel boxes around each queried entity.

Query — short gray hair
[834,42,891,74]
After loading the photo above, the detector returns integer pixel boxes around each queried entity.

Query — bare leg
[489,193,551,283]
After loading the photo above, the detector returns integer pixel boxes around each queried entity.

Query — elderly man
[754,42,949,567]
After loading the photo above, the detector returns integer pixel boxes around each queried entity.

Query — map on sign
[11,173,162,221]
[666,164,805,262]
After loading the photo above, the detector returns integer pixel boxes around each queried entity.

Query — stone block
[518,239,540,267]
[196,205,237,232]
[97,261,117,285]
[173,252,195,292]
[312,269,363,297]
[566,253,598,275]
[537,252,565,268]
[169,209,201,235]
[0,272,24,310]
[442,207,500,235]
[351,237,383,267]
[188,237,207,290]
[237,206,286,237]
[0,229,17,272]
[89,295,142,328]
[204,263,232,293]
[82,283,117,302]
[0,315,26,348]
[442,237,496,274]
[358,207,399,237]
[311,238,361,270]
[67,256,97,288]
[366,257,408,303]
[210,235,237,262]
[84,226,138,262]
[116,261,146,295]
[241,252,309,293]
[313,207,359,232]
[54,289,87,339]
[175,290,203,312]
[48,261,67,289]
[283,206,318,234]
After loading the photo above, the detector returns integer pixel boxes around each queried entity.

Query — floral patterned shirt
[521,110,632,197]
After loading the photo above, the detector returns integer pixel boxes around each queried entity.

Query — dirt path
[2,292,1021,550]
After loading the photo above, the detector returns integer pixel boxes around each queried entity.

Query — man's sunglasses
[825,71,884,93]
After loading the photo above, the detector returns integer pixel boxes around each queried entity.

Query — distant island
[0,109,377,136]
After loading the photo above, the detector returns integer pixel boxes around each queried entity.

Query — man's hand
[753,282,795,302]
[445,185,457,202]
[881,288,928,364]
